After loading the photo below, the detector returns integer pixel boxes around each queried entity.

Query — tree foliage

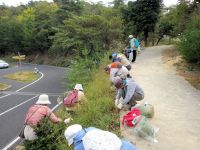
[122,0,163,46]
[179,9,200,63]
[0,1,123,61]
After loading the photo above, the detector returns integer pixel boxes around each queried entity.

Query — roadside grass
[23,55,120,149]
[70,67,119,133]
[0,83,11,90]
[4,71,38,82]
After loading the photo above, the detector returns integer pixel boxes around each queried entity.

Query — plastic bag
[133,116,159,143]
[132,102,154,118]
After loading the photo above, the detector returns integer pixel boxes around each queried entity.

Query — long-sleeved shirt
[129,38,137,50]
[117,54,131,67]
[116,78,144,104]
[25,104,61,126]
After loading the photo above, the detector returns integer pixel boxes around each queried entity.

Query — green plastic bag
[133,103,154,118]
[133,116,159,142]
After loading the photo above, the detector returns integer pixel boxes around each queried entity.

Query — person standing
[129,35,139,63]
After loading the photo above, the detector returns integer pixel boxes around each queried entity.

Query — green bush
[179,16,200,63]
[23,118,68,150]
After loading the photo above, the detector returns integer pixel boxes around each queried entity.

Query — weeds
[23,53,120,149]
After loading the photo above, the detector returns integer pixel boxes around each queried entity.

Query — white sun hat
[74,84,83,91]
[36,94,51,105]
[64,124,83,146]
[128,35,133,38]
[82,129,122,150]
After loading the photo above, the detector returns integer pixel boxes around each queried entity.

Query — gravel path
[121,45,200,150]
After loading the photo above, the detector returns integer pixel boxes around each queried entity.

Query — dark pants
[132,50,137,62]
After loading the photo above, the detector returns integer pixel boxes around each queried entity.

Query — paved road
[0,63,67,149]
[121,46,200,150]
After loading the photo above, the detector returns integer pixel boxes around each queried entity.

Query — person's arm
[130,39,135,49]
[46,107,62,123]
[116,89,122,100]
[124,84,137,104]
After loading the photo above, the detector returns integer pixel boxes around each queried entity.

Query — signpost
[12,52,25,67]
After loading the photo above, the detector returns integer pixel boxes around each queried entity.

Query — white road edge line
[2,102,63,150]
[0,96,38,117]
[2,137,20,150]
[0,72,44,99]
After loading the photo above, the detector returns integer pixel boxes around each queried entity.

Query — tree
[122,0,163,46]
[113,0,125,8]
[156,15,174,45]
[179,8,200,63]
[50,14,122,57]
[53,0,83,24]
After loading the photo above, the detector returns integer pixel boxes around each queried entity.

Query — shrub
[179,15,200,63]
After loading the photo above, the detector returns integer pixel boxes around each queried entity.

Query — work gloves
[115,97,124,109]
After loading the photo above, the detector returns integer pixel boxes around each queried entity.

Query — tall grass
[70,67,119,133]
[23,54,120,149]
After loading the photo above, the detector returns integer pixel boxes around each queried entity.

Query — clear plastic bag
[132,102,154,118]
[133,116,159,143]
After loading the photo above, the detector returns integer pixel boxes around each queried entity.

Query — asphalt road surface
[0,63,67,149]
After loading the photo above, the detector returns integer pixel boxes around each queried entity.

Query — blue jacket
[73,127,137,150]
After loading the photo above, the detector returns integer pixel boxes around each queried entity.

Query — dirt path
[121,45,200,150]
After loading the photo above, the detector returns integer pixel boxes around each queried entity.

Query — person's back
[117,66,130,79]
[65,84,86,111]
[25,105,52,126]
[64,124,137,150]
[117,54,131,67]
[24,94,61,141]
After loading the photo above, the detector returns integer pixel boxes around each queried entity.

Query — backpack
[134,39,140,48]
[122,108,141,127]
[64,90,78,107]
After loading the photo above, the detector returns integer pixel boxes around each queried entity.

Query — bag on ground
[132,103,154,118]
[122,108,141,127]
[133,116,159,143]
[64,90,78,107]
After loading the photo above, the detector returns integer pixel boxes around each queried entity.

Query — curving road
[0,63,67,149]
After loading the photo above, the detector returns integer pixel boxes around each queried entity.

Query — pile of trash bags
[122,102,159,143]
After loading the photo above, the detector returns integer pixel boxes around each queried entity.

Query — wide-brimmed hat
[36,94,51,105]
[64,124,82,146]
[74,84,83,91]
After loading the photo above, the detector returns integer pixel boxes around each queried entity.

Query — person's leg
[127,92,144,108]
[133,92,144,101]
[126,65,132,71]
[132,50,137,62]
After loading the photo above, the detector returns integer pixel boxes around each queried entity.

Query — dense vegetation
[1,0,200,149]
[156,0,200,63]
[0,0,123,64]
